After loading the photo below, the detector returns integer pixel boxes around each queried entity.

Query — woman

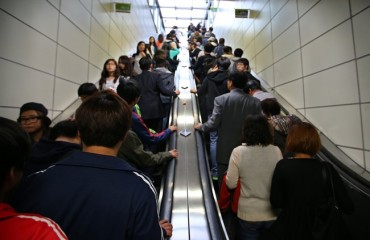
[260,122,353,240]
[118,55,133,81]
[98,58,121,92]
[156,34,164,49]
[132,41,147,76]
[147,36,158,58]
[226,114,283,240]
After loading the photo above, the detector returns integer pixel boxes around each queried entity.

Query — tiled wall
[213,0,370,172]
[0,0,157,120]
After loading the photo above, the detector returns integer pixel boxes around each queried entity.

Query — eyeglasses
[19,116,42,124]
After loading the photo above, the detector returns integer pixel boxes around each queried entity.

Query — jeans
[238,218,274,240]
[209,130,218,178]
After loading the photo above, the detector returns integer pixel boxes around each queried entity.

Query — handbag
[312,162,351,240]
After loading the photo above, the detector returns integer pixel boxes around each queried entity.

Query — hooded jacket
[25,138,81,176]
[197,70,229,115]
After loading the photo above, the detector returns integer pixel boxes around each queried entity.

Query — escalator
[158,48,228,240]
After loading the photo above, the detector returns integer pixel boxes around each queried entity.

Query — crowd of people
[0,24,354,240]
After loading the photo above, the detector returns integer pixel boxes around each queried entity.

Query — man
[24,119,82,176]
[77,82,98,102]
[214,37,225,57]
[246,79,275,101]
[17,102,51,143]
[133,57,180,133]
[0,117,68,240]
[228,48,244,72]
[12,91,170,239]
[194,71,262,183]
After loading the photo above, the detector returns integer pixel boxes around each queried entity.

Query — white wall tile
[109,38,122,60]
[89,41,109,72]
[47,0,60,10]
[301,20,354,76]
[0,11,57,74]
[258,66,274,87]
[365,151,370,172]
[79,0,92,12]
[109,19,122,49]
[275,79,304,109]
[88,64,101,84]
[274,50,302,86]
[297,0,319,17]
[61,0,91,35]
[255,44,273,72]
[271,0,297,39]
[304,61,359,107]
[357,56,370,102]
[272,22,300,61]
[0,59,54,109]
[58,15,89,60]
[362,103,370,150]
[91,0,110,31]
[254,2,271,36]
[306,105,363,148]
[54,78,79,111]
[352,7,370,58]
[350,0,370,15]
[270,0,288,17]
[338,147,365,168]
[90,18,109,53]
[245,40,256,68]
[0,0,59,40]
[0,108,19,122]
[56,47,88,83]
[299,0,350,46]
[255,23,271,54]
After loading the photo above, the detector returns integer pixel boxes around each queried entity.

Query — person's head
[189,42,196,50]
[49,119,80,143]
[118,55,133,77]
[0,117,31,199]
[18,102,51,142]
[155,57,168,68]
[149,36,155,44]
[223,46,233,54]
[261,98,281,117]
[153,49,168,61]
[234,48,244,58]
[78,83,98,102]
[209,27,213,32]
[219,38,225,45]
[245,79,261,94]
[157,34,164,43]
[117,82,141,106]
[216,57,231,71]
[228,71,247,89]
[204,43,215,53]
[75,90,131,148]
[99,58,120,89]
[285,122,321,157]
[136,41,146,54]
[139,56,154,71]
[242,114,273,146]
[236,58,250,72]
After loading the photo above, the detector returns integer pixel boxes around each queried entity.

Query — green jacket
[117,130,173,176]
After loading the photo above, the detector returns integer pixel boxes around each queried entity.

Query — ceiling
[157,0,211,33]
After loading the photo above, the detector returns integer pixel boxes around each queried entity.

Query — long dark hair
[118,55,133,78]
[98,58,120,90]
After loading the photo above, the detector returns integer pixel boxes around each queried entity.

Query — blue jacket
[12,151,163,240]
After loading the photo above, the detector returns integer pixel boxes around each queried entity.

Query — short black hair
[261,98,281,116]
[228,71,247,89]
[117,82,141,105]
[78,83,98,97]
[242,114,273,146]
[204,43,215,53]
[234,48,244,58]
[139,56,153,71]
[49,119,79,141]
[236,58,249,67]
[75,91,131,148]
[217,57,231,71]
[223,46,232,54]
[0,117,31,191]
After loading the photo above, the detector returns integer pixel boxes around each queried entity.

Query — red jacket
[0,203,68,240]
[218,174,241,214]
